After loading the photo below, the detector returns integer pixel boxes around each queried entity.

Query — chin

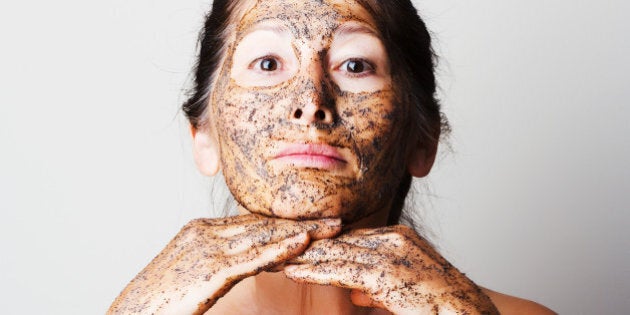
[269,193,346,220]
[228,169,388,223]
[237,187,388,226]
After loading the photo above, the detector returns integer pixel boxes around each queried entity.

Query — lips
[273,143,347,169]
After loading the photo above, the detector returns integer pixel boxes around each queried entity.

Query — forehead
[237,0,376,39]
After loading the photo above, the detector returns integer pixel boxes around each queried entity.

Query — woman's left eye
[339,59,375,76]
[258,58,278,71]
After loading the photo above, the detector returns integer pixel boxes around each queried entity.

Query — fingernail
[322,218,342,226]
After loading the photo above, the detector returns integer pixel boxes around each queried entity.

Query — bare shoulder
[481,287,557,315]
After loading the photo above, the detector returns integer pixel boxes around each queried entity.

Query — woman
[109,0,556,314]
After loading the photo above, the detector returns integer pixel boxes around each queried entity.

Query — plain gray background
[1,0,628,314]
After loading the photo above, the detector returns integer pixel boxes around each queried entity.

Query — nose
[290,67,336,126]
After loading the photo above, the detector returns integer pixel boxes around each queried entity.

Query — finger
[284,261,380,292]
[340,225,418,239]
[207,214,260,227]
[185,215,261,239]
[336,226,428,258]
[220,218,332,255]
[229,232,311,270]
[209,215,341,240]
[210,215,274,237]
[220,226,300,256]
[212,215,298,241]
[342,233,400,249]
[289,239,388,265]
[350,289,386,309]
[211,224,250,238]
[212,217,339,256]
[298,218,342,240]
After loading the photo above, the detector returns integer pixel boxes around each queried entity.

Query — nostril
[294,109,303,119]
[315,109,326,121]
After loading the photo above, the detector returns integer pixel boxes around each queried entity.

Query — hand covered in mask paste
[107,214,341,315]
[285,225,500,315]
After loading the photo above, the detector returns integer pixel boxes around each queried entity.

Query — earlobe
[191,124,221,176]
[407,141,438,178]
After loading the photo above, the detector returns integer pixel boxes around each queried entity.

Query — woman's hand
[108,214,341,315]
[285,225,499,315]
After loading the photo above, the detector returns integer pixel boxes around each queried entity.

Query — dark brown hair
[182,0,447,225]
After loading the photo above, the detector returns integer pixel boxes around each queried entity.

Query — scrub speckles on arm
[286,226,500,314]
[107,214,341,315]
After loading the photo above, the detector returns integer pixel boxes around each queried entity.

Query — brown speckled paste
[211,0,408,224]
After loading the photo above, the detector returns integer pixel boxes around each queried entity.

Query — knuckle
[185,217,209,228]
[181,218,203,233]
[393,224,414,234]
[298,220,321,232]
[384,231,406,244]
[180,218,213,240]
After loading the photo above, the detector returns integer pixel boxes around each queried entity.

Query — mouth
[273,143,347,170]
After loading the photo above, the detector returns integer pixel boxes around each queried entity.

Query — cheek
[339,91,401,169]
[212,84,294,215]
[216,87,282,152]
[341,91,408,207]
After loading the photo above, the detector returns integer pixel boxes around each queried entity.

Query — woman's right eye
[231,31,296,86]
[250,56,281,73]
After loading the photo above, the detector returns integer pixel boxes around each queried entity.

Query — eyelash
[248,55,376,79]
[337,58,376,78]
[249,55,282,73]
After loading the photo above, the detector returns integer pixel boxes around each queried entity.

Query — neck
[254,272,374,315]
[206,271,380,315]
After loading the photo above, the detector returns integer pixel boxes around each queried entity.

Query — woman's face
[205,0,410,223]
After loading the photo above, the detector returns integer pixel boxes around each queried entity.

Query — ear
[191,124,221,176]
[407,140,438,178]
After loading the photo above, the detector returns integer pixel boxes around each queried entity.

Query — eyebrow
[333,23,379,40]
[243,21,291,37]
[243,20,377,39]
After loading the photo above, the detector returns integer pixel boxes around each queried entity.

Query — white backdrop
[1,1,628,314]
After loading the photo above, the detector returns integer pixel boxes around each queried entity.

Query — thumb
[300,218,343,240]
[350,289,386,309]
